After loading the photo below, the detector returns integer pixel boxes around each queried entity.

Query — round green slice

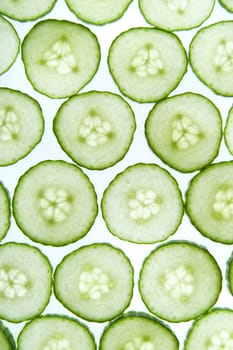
[65,0,133,25]
[0,88,44,166]
[0,322,15,350]
[184,309,233,350]
[139,0,214,31]
[145,92,222,172]
[186,161,233,244]
[17,315,96,350]
[0,16,20,75]
[108,27,187,102]
[0,0,56,21]
[101,163,184,244]
[22,19,100,98]
[224,105,233,155]
[13,160,98,246]
[219,0,233,12]
[0,182,10,241]
[54,243,134,322]
[53,91,136,170]
[0,242,52,323]
[189,21,233,96]
[99,312,179,350]
[139,241,222,323]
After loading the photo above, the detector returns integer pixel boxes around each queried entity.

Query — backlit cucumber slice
[65,0,133,25]
[0,88,44,166]
[101,163,183,243]
[139,241,222,322]
[224,105,233,155]
[108,27,187,102]
[99,312,179,350]
[219,0,233,12]
[53,91,136,170]
[13,160,98,246]
[139,0,214,31]
[186,161,233,244]
[145,92,222,172]
[0,0,56,21]
[184,309,233,350]
[0,182,10,241]
[17,315,96,350]
[0,16,19,75]
[22,19,100,98]
[0,242,52,323]
[0,322,15,350]
[189,21,233,96]
[54,243,134,322]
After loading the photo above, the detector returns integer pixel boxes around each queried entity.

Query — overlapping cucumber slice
[139,241,222,322]
[0,0,57,21]
[0,88,44,166]
[17,315,96,350]
[0,321,15,350]
[108,27,187,102]
[65,0,133,25]
[0,16,20,75]
[139,0,214,31]
[54,243,134,322]
[0,182,10,241]
[0,242,52,323]
[99,312,179,350]
[13,160,98,246]
[53,91,136,170]
[189,21,233,96]
[145,92,222,172]
[224,105,233,155]
[101,163,183,243]
[22,19,100,98]
[186,161,233,244]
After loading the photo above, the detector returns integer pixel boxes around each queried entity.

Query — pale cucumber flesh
[0,16,19,75]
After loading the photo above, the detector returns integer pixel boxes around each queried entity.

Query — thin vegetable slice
[108,27,187,102]
[22,19,100,98]
[0,16,19,75]
[0,321,15,350]
[219,0,233,12]
[0,182,10,241]
[53,91,136,170]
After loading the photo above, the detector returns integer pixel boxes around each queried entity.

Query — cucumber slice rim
[53,90,136,170]
[0,0,57,22]
[0,181,11,241]
[224,104,233,155]
[219,0,233,12]
[108,26,188,103]
[65,0,133,25]
[0,320,16,350]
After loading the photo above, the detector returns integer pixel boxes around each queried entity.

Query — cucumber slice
[53,91,136,170]
[54,243,134,322]
[0,88,44,166]
[145,92,222,173]
[186,161,233,244]
[108,27,187,103]
[184,309,233,350]
[13,160,98,246]
[0,16,20,75]
[0,0,57,21]
[189,21,233,96]
[227,253,233,295]
[0,242,52,323]
[224,105,233,155]
[101,163,183,244]
[22,19,100,98]
[0,321,15,350]
[17,315,96,350]
[139,241,222,323]
[65,0,133,25]
[99,312,179,350]
[219,0,233,12]
[139,0,214,31]
[0,182,10,241]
